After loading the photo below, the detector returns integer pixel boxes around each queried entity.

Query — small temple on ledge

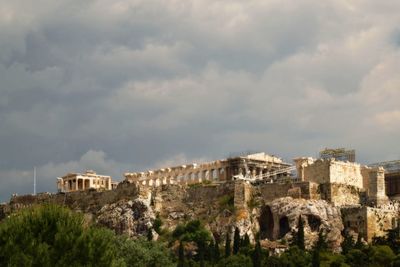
[56,170,118,193]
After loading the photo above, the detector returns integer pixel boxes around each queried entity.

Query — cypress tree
[208,239,214,263]
[233,227,240,255]
[310,230,326,267]
[341,230,354,254]
[252,240,262,267]
[198,242,205,267]
[225,231,231,257]
[386,222,400,254]
[296,215,305,250]
[314,230,327,251]
[311,249,320,267]
[242,233,251,248]
[214,239,220,262]
[355,234,364,249]
[147,228,153,241]
[178,241,185,267]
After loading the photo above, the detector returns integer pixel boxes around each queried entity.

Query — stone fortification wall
[365,207,397,242]
[319,183,363,206]
[2,182,138,219]
[341,206,367,239]
[186,183,235,204]
[258,181,316,202]
[341,206,398,242]
[296,158,366,189]
[303,159,331,184]
[329,161,364,188]
[234,182,252,208]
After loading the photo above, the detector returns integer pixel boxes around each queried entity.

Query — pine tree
[225,231,231,257]
[296,215,305,250]
[178,241,185,267]
[233,227,240,255]
[252,240,262,267]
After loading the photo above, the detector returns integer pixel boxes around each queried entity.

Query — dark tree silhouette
[233,227,241,255]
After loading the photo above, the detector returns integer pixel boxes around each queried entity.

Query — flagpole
[34,166,36,195]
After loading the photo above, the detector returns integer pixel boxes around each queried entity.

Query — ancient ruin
[370,160,400,199]
[2,149,400,252]
[124,152,292,186]
[56,170,118,192]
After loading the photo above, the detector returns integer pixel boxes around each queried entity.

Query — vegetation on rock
[0,204,174,267]
[3,204,400,266]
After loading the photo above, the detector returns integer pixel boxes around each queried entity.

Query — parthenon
[124,152,292,186]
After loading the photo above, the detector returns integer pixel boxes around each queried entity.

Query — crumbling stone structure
[124,152,291,187]
[3,151,400,251]
[293,158,388,206]
[341,206,398,242]
[369,160,400,198]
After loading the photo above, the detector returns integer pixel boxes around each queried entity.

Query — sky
[0,0,400,202]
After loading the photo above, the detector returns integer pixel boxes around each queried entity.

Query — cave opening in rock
[259,206,274,240]
[307,214,321,232]
[278,216,290,239]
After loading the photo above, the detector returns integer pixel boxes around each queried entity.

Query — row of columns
[234,166,266,177]
[125,159,291,188]
[59,178,110,192]
[130,167,229,188]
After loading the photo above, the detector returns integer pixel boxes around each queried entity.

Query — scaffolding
[232,159,296,184]
[368,160,400,174]
[319,148,356,162]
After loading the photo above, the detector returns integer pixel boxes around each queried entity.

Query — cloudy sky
[0,0,399,202]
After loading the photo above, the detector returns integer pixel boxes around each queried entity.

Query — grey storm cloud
[0,0,400,201]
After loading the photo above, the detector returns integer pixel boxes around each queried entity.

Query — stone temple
[122,150,400,243]
[124,152,292,186]
[57,170,118,192]
[2,149,400,250]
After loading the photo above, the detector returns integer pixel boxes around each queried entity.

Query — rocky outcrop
[2,182,346,252]
[259,197,344,251]
[97,198,155,237]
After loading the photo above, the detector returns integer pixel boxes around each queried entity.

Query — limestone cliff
[97,198,155,237]
[259,197,343,251]
[1,181,345,251]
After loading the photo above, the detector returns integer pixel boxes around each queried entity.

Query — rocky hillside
[1,181,345,251]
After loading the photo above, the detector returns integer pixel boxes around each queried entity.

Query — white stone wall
[297,158,365,189]
[329,161,364,188]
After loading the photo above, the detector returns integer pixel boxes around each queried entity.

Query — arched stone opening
[259,206,274,240]
[278,216,290,239]
[307,214,321,232]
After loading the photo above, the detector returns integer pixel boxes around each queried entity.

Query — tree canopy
[0,204,174,267]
